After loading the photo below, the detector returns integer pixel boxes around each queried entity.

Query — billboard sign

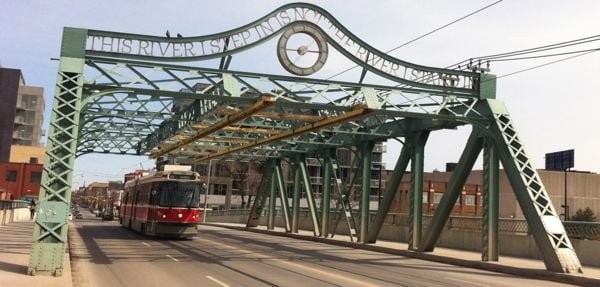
[545,149,574,171]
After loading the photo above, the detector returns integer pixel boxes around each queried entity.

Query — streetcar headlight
[178,213,183,218]
[162,214,166,218]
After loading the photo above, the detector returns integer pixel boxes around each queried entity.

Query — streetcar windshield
[159,181,201,208]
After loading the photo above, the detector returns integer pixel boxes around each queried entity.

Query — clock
[277,24,329,76]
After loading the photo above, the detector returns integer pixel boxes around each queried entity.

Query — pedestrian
[29,199,36,220]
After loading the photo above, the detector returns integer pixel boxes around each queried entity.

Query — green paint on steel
[480,73,497,99]
[33,2,582,275]
[321,149,333,237]
[482,138,499,261]
[367,141,412,243]
[61,27,87,59]
[292,156,302,233]
[299,158,321,236]
[419,131,483,252]
[408,132,428,250]
[29,27,86,275]
[359,141,374,242]
[275,163,291,232]
[268,168,277,230]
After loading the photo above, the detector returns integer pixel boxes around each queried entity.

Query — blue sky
[1,0,599,187]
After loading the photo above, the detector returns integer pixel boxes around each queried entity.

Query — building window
[422,192,429,203]
[5,170,18,182]
[30,172,42,184]
[212,184,227,195]
[22,94,38,109]
[22,110,36,124]
[434,193,443,204]
[465,195,476,206]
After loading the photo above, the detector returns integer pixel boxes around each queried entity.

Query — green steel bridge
[30,2,582,275]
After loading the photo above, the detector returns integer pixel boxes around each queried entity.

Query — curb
[203,223,600,287]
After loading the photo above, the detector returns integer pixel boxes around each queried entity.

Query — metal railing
[206,208,600,240]
[0,200,29,210]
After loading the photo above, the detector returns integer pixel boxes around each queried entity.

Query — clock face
[277,24,329,76]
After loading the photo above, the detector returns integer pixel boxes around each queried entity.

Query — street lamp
[202,159,213,223]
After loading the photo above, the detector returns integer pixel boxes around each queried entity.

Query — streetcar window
[150,183,161,205]
[159,181,201,208]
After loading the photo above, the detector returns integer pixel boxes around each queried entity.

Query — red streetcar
[120,167,203,238]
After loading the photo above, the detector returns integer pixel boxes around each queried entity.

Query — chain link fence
[207,208,599,240]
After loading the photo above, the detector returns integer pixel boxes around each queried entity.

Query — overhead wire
[404,35,600,86]
[449,35,600,68]
[492,49,600,81]
[324,0,504,81]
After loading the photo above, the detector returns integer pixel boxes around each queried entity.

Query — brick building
[389,169,600,219]
[0,162,42,200]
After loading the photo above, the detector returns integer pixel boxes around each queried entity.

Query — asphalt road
[69,214,574,287]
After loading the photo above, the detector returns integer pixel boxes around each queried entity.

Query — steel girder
[78,56,483,159]
[33,2,583,275]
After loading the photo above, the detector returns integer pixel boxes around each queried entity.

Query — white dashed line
[165,254,179,262]
[206,276,229,287]
[141,242,151,247]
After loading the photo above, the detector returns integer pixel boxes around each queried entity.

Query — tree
[571,207,596,222]
[223,161,263,208]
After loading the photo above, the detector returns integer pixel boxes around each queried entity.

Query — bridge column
[267,166,277,230]
[299,157,321,236]
[359,141,374,243]
[321,149,334,237]
[408,132,428,250]
[419,131,483,252]
[292,155,302,233]
[274,163,291,232]
[367,142,412,243]
[29,27,87,276]
[482,138,499,261]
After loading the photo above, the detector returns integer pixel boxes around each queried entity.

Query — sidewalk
[0,220,72,287]
[205,222,600,287]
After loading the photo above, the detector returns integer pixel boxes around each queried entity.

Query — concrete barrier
[207,213,600,267]
[0,208,31,226]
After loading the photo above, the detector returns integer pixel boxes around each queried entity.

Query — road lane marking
[195,237,378,287]
[166,254,179,262]
[142,242,151,247]
[206,276,229,287]
[444,277,490,287]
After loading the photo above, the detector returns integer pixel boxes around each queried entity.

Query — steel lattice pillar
[485,99,582,273]
[28,28,87,275]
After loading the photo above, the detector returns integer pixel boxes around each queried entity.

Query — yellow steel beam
[195,104,372,162]
[217,107,324,122]
[151,96,275,158]
[191,124,283,135]
[168,151,212,157]
[257,111,324,122]
[183,145,229,151]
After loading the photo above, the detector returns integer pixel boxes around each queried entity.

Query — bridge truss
[30,2,581,275]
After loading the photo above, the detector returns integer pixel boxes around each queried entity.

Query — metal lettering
[83,6,473,89]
